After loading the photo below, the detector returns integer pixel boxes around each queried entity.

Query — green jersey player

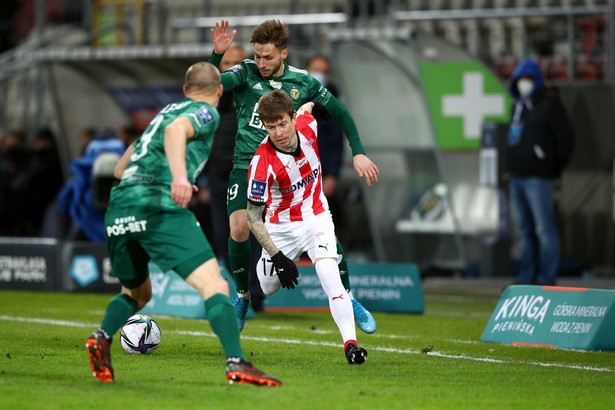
[209,20,379,334]
[85,62,281,387]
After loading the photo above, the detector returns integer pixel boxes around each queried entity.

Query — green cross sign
[420,62,512,150]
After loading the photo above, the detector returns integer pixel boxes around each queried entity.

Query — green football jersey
[109,98,220,211]
[210,54,364,170]
[221,60,329,168]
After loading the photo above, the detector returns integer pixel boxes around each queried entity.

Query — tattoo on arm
[246,202,279,257]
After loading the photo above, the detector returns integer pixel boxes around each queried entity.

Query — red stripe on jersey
[270,153,292,223]
[296,111,318,148]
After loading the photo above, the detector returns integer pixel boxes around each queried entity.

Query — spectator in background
[18,129,64,235]
[79,127,96,155]
[0,130,29,235]
[506,58,575,286]
[306,55,345,229]
[118,124,142,148]
[57,128,125,242]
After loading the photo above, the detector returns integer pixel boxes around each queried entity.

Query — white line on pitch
[2,315,612,373]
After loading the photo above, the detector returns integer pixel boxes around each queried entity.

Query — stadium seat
[494,55,519,80]
[438,20,463,46]
[575,54,597,80]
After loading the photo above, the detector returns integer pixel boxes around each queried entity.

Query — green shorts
[227,167,249,217]
[105,207,215,289]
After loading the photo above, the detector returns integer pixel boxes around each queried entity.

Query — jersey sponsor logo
[106,215,148,237]
[290,88,300,100]
[121,166,155,183]
[249,103,265,130]
[250,180,267,197]
[280,168,319,193]
[253,83,263,90]
[227,64,243,73]
[269,80,282,89]
[196,106,214,124]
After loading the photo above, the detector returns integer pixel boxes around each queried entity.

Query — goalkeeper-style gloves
[311,101,333,123]
[271,251,299,289]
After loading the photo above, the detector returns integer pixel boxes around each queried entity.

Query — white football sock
[315,258,356,343]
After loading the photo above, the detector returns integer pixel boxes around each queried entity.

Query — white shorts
[256,211,339,294]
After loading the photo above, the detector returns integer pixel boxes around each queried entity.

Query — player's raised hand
[210,20,237,54]
[353,154,380,186]
[170,177,196,208]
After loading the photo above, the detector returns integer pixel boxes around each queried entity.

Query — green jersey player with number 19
[85,62,281,387]
[209,20,379,334]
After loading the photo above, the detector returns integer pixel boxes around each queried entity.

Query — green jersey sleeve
[304,75,365,156]
[322,92,365,157]
[209,51,223,67]
[209,51,245,92]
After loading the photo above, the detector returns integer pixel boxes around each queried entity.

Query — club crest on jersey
[269,80,282,90]
[251,180,267,197]
[290,89,300,100]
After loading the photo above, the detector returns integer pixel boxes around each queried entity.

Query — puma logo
[318,244,328,251]
[332,294,344,301]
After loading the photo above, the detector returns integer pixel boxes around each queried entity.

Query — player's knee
[229,222,250,242]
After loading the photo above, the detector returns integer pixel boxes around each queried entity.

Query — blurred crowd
[0,125,142,238]
[0,124,224,256]
[0,128,63,236]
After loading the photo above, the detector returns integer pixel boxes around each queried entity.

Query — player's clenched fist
[271,251,299,289]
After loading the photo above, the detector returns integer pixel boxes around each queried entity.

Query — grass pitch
[0,287,613,409]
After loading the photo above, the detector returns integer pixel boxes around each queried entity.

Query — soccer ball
[119,314,161,354]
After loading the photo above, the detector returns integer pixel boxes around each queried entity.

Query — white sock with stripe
[315,258,357,343]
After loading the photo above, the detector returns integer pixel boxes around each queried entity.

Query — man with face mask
[506,58,575,286]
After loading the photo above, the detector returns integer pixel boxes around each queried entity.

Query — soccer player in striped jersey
[246,90,367,364]
[209,20,379,334]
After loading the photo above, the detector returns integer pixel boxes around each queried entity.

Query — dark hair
[185,62,220,94]
[257,90,294,124]
[250,20,289,51]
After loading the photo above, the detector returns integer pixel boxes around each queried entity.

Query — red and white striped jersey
[247,110,329,223]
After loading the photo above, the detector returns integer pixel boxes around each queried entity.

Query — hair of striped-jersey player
[257,90,295,124]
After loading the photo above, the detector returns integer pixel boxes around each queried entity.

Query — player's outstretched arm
[210,20,236,54]
[353,153,380,186]
[164,116,197,208]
